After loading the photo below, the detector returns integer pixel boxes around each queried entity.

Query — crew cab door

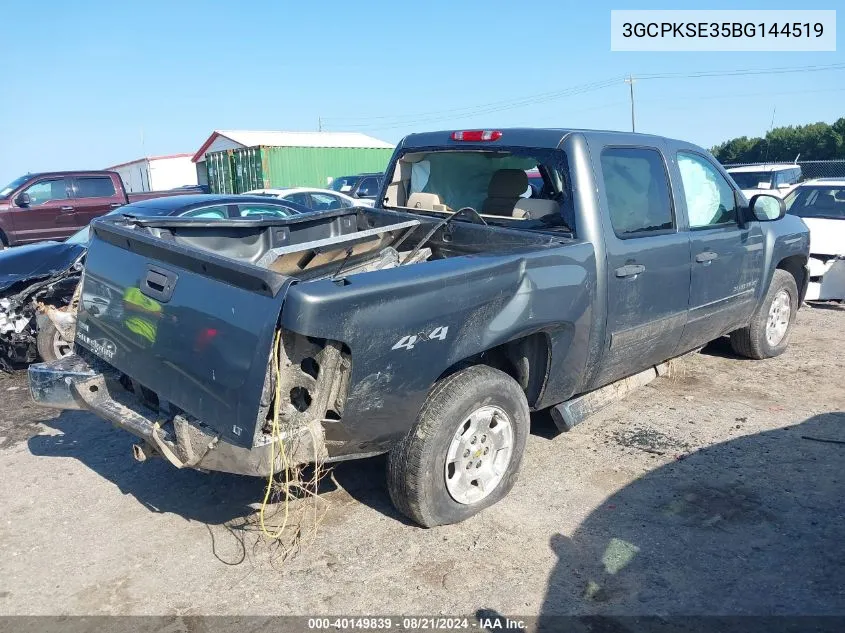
[71,175,122,228]
[673,151,764,351]
[12,176,75,243]
[590,145,691,388]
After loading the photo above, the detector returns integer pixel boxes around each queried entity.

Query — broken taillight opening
[450,130,502,142]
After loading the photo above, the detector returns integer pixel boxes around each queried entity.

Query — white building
[105,153,198,193]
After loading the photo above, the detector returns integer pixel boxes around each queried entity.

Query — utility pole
[318,116,323,132]
[624,75,636,133]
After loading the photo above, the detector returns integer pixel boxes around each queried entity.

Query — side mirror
[749,193,786,222]
[14,192,31,207]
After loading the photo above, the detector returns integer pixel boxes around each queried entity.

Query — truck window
[677,152,737,228]
[75,177,116,198]
[21,178,71,206]
[600,147,673,237]
[391,148,568,226]
[356,177,380,198]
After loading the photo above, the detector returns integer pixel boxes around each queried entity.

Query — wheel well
[776,255,807,297]
[439,333,551,407]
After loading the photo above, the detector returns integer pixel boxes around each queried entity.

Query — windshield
[65,206,179,245]
[729,171,775,190]
[0,175,32,198]
[786,187,845,220]
[329,177,358,193]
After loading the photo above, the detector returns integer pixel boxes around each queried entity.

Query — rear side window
[180,205,230,219]
[600,147,674,237]
[356,177,380,197]
[75,177,116,198]
[238,204,296,218]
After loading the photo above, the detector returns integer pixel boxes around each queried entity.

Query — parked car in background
[0,195,309,371]
[29,128,809,528]
[244,187,365,210]
[0,171,206,249]
[328,173,384,204]
[785,178,845,302]
[726,164,802,200]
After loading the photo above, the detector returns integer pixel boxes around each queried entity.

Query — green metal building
[192,131,395,194]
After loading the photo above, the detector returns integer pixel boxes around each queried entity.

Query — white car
[784,178,845,301]
[726,164,802,199]
[243,187,374,210]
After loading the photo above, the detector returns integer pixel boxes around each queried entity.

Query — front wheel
[730,269,798,359]
[387,365,529,527]
[36,320,73,362]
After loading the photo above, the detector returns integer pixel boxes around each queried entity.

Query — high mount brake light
[450,130,502,142]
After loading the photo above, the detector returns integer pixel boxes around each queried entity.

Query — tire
[36,320,73,362]
[730,269,798,360]
[387,365,529,527]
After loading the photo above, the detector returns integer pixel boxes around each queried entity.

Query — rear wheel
[387,365,529,527]
[36,320,73,362]
[730,269,798,359]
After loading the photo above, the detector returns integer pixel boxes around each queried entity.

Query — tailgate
[75,221,291,448]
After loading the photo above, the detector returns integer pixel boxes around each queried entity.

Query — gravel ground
[0,305,843,620]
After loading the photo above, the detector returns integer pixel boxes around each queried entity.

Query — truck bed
[74,207,580,451]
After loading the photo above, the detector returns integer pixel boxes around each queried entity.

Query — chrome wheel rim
[766,289,791,347]
[444,405,514,505]
[52,330,73,359]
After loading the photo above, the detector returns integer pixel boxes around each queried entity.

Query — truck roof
[14,170,119,179]
[399,128,692,150]
[726,164,799,173]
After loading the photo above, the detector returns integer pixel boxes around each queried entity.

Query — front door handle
[109,203,122,208]
[59,206,74,212]
[615,264,646,278]
[695,251,718,264]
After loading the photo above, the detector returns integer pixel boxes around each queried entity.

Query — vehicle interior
[786,187,845,218]
[382,150,569,224]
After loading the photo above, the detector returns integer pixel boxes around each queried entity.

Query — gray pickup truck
[28,128,810,527]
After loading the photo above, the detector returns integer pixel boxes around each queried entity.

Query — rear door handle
[109,203,122,208]
[60,206,74,212]
[695,251,718,264]
[615,264,646,278]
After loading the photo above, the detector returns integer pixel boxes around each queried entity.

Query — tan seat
[407,192,444,210]
[512,199,558,219]
[481,169,529,215]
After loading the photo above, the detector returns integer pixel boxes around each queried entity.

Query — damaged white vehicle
[785,179,845,302]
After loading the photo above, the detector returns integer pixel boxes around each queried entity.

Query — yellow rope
[259,330,292,540]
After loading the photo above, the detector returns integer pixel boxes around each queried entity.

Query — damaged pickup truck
[29,129,810,527]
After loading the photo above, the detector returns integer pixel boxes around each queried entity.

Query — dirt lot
[0,305,843,619]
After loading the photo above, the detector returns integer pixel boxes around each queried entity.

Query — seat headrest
[512,199,558,219]
[488,169,529,198]
[815,193,836,209]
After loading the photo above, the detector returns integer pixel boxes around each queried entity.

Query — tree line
[711,117,845,164]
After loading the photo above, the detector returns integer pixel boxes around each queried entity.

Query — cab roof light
[451,130,502,142]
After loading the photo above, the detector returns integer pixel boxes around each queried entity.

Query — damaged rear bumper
[28,354,326,477]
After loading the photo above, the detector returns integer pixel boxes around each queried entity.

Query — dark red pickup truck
[0,171,203,249]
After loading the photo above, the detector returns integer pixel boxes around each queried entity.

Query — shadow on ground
[28,410,261,525]
[27,408,563,528]
[532,412,845,628]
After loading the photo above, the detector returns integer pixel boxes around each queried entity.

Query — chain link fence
[722,160,845,180]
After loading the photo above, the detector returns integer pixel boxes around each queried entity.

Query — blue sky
[0,0,842,184]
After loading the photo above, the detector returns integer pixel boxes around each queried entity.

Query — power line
[321,62,845,133]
